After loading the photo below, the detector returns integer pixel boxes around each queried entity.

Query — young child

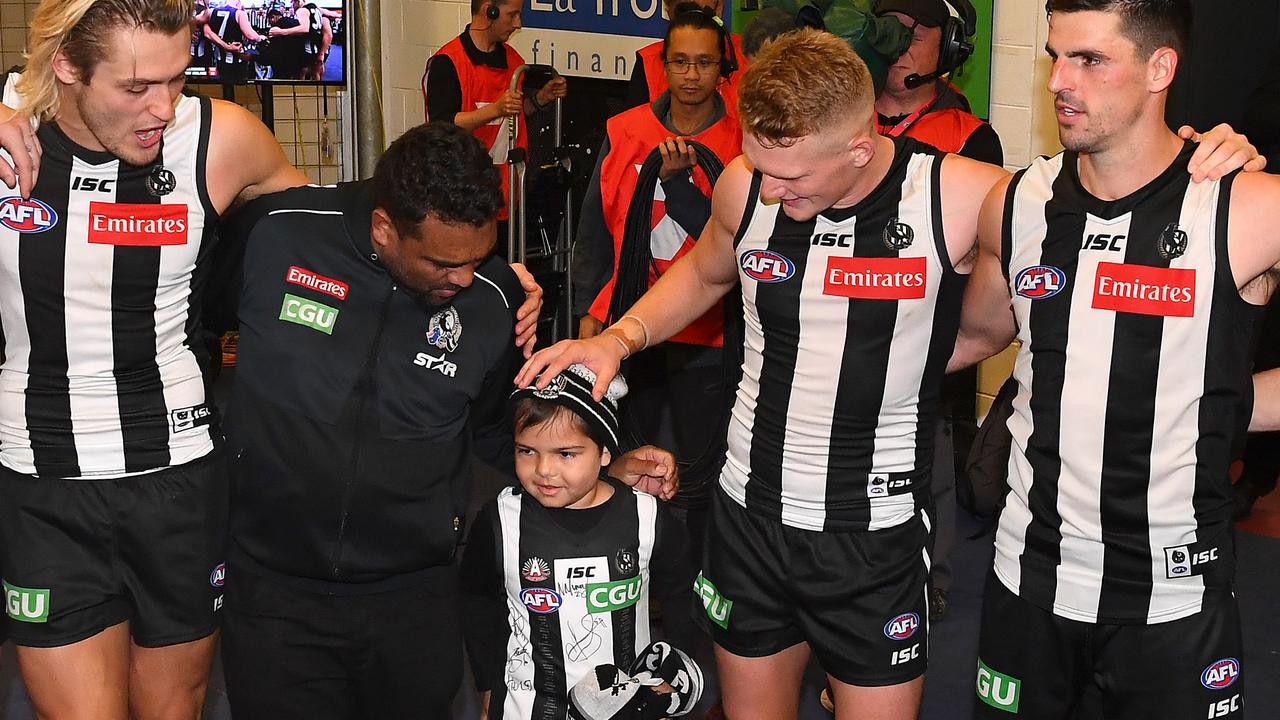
[460,364,697,720]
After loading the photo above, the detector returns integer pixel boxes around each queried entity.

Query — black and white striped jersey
[724,137,964,532]
[0,84,219,479]
[493,485,659,720]
[994,143,1258,625]
[209,5,247,65]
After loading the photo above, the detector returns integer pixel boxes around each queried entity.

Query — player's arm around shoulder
[948,173,1018,372]
[206,99,311,215]
[938,152,1010,273]
[1225,170,1280,304]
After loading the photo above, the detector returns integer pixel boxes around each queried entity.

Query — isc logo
[1081,233,1126,252]
[740,250,795,283]
[1015,265,1067,299]
[1207,694,1242,719]
[811,232,853,247]
[520,587,562,615]
[1201,658,1240,690]
[564,566,596,579]
[0,197,58,233]
[891,643,920,666]
[884,612,919,640]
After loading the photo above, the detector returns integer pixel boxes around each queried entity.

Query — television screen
[187,0,346,85]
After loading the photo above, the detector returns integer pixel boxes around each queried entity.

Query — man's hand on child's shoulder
[608,445,679,501]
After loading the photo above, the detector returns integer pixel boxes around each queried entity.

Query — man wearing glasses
[571,3,741,547]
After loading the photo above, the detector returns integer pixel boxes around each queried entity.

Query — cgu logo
[1201,658,1240,690]
[1015,265,1067,300]
[976,659,1021,713]
[587,575,644,614]
[884,612,920,640]
[3,582,49,623]
[0,197,58,233]
[279,293,339,335]
[740,250,795,283]
[693,573,733,630]
[520,587,562,615]
[1081,233,1126,252]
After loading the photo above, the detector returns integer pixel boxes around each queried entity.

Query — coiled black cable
[605,140,743,508]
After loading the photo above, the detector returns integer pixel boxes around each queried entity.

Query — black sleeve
[468,262,524,476]
[659,173,712,240]
[424,55,463,124]
[648,506,696,654]
[625,54,651,109]
[459,502,511,692]
[572,137,615,318]
[958,123,1004,167]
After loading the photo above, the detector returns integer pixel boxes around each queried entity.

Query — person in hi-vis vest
[422,0,567,220]
[626,0,748,111]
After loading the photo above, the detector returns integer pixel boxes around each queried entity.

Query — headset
[669,4,739,78]
[897,0,978,88]
[485,1,499,20]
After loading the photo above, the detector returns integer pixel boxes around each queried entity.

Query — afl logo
[1200,658,1240,690]
[883,612,920,640]
[209,563,226,588]
[740,249,795,283]
[0,197,58,233]
[520,587,562,615]
[1015,265,1067,300]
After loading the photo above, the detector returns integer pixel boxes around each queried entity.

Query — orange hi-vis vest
[589,101,742,347]
[637,34,748,114]
[877,81,987,155]
[426,36,528,219]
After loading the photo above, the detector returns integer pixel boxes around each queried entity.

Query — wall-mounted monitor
[187,0,346,85]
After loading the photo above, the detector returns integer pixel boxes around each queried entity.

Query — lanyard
[876,93,941,138]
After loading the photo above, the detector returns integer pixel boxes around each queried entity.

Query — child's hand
[609,445,679,501]
[480,690,491,720]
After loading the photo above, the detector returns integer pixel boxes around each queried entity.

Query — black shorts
[221,564,464,720]
[694,487,933,686]
[975,573,1245,720]
[0,449,229,648]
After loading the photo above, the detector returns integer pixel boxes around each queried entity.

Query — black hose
[605,140,743,508]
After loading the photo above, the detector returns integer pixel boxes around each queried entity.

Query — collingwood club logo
[426,306,462,352]
[1158,222,1188,260]
[147,166,177,197]
[532,374,568,400]
[883,218,915,251]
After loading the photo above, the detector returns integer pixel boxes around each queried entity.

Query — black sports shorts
[974,573,1245,720]
[694,486,934,686]
[0,449,229,647]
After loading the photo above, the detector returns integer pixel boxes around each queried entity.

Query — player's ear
[369,208,398,255]
[52,47,82,86]
[600,446,612,468]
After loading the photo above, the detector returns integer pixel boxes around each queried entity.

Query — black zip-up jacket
[223,181,522,593]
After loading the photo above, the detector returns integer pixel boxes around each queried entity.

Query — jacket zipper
[330,282,395,578]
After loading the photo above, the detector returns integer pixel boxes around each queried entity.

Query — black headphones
[869,0,976,88]
[934,0,977,79]
[671,5,739,78]
[485,1,499,20]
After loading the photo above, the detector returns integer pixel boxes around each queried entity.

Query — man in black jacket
[218,122,676,718]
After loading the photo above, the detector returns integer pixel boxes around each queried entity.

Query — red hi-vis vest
[638,34,748,113]
[588,104,742,347]
[425,36,528,219]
